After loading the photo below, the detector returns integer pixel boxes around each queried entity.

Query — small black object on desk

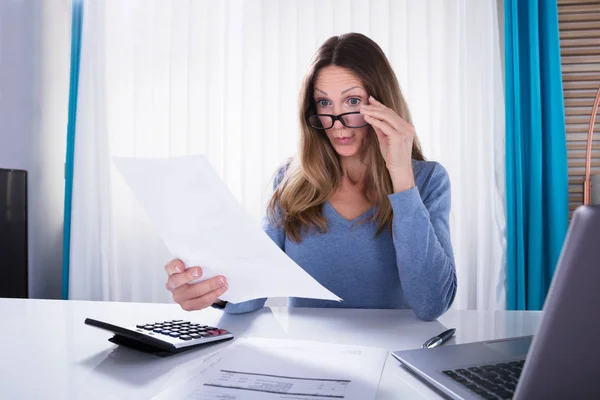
[422,328,456,349]
[85,317,234,357]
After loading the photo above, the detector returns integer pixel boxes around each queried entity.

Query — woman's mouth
[334,136,353,144]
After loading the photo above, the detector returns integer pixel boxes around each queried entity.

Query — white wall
[0,1,34,170]
[0,0,71,299]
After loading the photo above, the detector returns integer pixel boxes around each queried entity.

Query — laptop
[391,205,600,400]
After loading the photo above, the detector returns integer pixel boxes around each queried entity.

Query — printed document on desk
[112,154,341,304]
[183,337,388,400]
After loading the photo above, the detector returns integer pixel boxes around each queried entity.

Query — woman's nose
[332,109,346,129]
[332,117,345,129]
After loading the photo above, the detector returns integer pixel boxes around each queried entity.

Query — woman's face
[312,66,370,158]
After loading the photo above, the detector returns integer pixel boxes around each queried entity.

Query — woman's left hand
[360,95,416,192]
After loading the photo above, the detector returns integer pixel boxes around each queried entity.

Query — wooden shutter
[557,0,600,218]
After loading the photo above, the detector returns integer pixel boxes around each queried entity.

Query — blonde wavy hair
[267,33,425,242]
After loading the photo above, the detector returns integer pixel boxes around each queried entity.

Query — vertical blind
[557,0,600,216]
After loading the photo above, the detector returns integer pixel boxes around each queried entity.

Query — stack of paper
[112,154,342,304]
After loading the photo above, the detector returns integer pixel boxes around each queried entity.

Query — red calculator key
[216,329,228,335]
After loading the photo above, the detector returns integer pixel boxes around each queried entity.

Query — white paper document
[112,154,341,304]
[183,338,388,400]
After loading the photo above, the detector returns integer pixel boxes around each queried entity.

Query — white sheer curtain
[69,0,506,311]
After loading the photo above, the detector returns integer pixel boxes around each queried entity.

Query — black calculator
[84,317,234,357]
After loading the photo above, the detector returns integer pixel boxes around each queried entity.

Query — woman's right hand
[164,259,229,311]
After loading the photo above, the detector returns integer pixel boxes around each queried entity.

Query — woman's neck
[340,156,367,187]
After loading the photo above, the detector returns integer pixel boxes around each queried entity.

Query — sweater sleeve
[389,162,457,321]
[221,164,288,314]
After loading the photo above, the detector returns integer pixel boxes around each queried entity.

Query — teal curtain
[62,0,84,300]
[505,0,569,310]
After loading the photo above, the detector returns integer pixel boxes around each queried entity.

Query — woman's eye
[348,98,361,106]
[318,100,330,107]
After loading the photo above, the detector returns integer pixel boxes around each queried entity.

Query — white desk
[0,299,542,399]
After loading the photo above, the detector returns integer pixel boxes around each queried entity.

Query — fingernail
[219,276,227,285]
[191,269,199,277]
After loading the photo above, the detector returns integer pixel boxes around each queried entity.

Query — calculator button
[179,330,189,334]
[160,330,171,335]
[143,325,154,330]
[153,328,163,333]
[190,333,203,339]
[216,329,228,335]
[136,324,146,328]
[169,332,181,337]
[206,326,216,330]
[206,330,219,336]
[180,335,192,340]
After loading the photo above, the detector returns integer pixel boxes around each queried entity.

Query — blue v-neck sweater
[222,160,457,321]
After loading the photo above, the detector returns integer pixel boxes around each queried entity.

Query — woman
[164,33,456,321]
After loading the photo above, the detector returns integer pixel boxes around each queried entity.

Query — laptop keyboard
[442,360,524,400]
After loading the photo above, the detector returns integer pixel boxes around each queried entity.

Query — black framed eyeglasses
[307,112,369,130]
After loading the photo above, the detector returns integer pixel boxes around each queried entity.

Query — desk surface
[0,298,541,399]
